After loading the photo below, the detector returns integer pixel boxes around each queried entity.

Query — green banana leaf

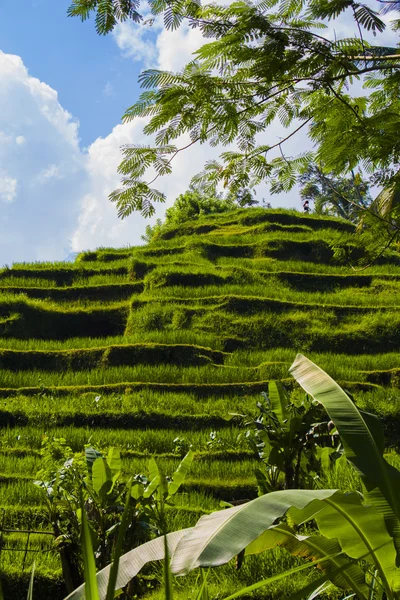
[168,450,194,496]
[245,522,369,599]
[290,353,400,595]
[107,447,121,488]
[268,381,289,423]
[314,492,396,594]
[92,457,112,499]
[170,489,339,575]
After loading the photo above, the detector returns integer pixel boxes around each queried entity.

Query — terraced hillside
[1,207,400,598]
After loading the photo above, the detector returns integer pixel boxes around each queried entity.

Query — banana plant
[244,381,334,491]
[67,355,400,600]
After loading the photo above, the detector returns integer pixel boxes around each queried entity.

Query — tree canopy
[299,164,372,221]
[68,0,400,248]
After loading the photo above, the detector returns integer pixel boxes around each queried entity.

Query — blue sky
[0,1,396,265]
[0,1,144,146]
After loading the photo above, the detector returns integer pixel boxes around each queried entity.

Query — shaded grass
[217,255,400,275]
[0,343,227,372]
[0,295,129,339]
[127,297,400,353]
[0,330,223,350]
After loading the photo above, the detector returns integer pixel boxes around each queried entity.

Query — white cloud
[0,50,85,265]
[0,131,12,145]
[0,173,17,203]
[156,23,204,71]
[113,20,160,67]
[103,82,114,96]
[35,163,63,184]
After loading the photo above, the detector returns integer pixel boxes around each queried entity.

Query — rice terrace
[2,0,400,597]
[0,207,399,598]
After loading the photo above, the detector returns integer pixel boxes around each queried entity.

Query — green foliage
[299,164,372,222]
[242,382,334,491]
[78,0,400,259]
[73,356,400,600]
[67,0,142,35]
[141,188,237,240]
[164,190,235,227]
[34,437,194,595]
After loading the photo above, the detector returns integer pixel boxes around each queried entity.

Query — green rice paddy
[0,206,399,597]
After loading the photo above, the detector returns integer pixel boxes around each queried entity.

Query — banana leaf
[64,529,193,600]
[290,353,400,594]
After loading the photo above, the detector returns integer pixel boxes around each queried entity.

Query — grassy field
[0,206,399,597]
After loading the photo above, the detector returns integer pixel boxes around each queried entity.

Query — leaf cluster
[69,356,400,600]
[67,0,201,34]
[102,0,400,221]
[34,438,194,594]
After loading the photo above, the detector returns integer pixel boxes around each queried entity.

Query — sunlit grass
[0,206,399,598]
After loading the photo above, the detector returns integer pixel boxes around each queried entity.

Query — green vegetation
[69,0,400,270]
[82,356,400,600]
[1,206,400,597]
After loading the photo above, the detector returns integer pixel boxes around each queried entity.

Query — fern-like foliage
[67,0,142,34]
[70,0,400,230]
[67,0,200,33]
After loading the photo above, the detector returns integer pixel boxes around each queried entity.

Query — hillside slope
[0,207,400,597]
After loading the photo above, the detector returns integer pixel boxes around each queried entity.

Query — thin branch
[325,83,366,125]
[145,86,295,187]
[349,54,400,60]
[247,115,315,162]
[351,229,400,271]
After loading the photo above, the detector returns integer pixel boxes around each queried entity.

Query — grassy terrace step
[0,499,217,530]
[0,454,260,479]
[157,208,356,240]
[0,282,142,301]
[0,379,378,400]
[139,237,357,264]
[0,297,128,339]
[77,248,134,262]
[142,279,400,307]
[133,259,400,289]
[0,425,247,452]
[131,294,400,314]
[1,262,129,285]
[127,295,400,352]
[0,330,225,350]
[0,448,255,461]
[0,343,226,371]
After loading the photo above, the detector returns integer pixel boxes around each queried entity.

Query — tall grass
[217,256,400,275]
[0,363,287,387]
[0,454,259,482]
[0,390,256,421]
[0,330,222,351]
[144,278,400,307]
[0,425,246,453]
